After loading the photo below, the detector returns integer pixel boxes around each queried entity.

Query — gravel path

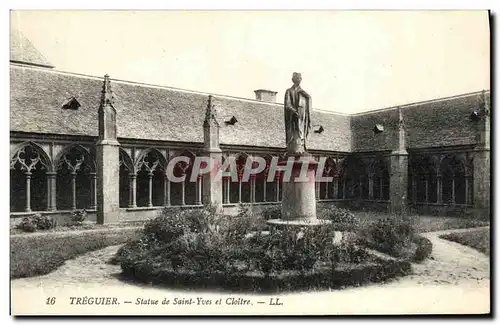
[11,227,490,315]
[390,227,490,287]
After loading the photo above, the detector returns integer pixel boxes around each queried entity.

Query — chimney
[254,89,277,103]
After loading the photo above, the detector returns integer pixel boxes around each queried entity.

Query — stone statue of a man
[284,72,312,154]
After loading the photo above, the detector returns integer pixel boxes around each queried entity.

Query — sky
[10,10,490,113]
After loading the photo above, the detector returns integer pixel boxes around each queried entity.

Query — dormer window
[225,116,238,126]
[62,97,81,110]
[373,124,384,134]
[470,111,481,121]
[313,125,324,134]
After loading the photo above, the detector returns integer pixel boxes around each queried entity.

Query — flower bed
[115,206,412,292]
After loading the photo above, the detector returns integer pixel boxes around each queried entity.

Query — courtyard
[11,224,490,315]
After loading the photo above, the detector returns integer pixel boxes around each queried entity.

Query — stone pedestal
[267,154,322,227]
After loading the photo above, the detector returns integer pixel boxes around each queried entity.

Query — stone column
[390,154,409,214]
[148,172,153,207]
[164,177,171,206]
[223,177,229,204]
[238,180,242,203]
[263,177,267,202]
[71,172,77,210]
[473,149,490,213]
[275,178,280,202]
[333,176,339,199]
[25,171,32,212]
[195,176,202,205]
[96,75,120,224]
[181,180,186,206]
[342,180,346,199]
[465,176,472,205]
[89,172,97,210]
[451,178,456,204]
[412,177,417,204]
[472,90,490,214]
[379,178,383,200]
[250,176,256,203]
[128,174,137,208]
[424,177,429,203]
[437,175,443,203]
[47,172,57,211]
[202,95,223,213]
[368,175,374,200]
[315,181,320,201]
[389,108,409,214]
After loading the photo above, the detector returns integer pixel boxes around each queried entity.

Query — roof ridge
[352,90,491,116]
[9,63,350,115]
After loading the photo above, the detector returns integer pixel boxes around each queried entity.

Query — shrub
[317,206,360,231]
[15,214,57,233]
[358,215,416,258]
[71,209,87,224]
[412,235,433,262]
[118,207,374,279]
[16,217,37,233]
[116,211,409,292]
[261,205,282,220]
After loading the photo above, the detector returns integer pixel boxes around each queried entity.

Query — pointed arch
[119,149,135,208]
[319,157,337,200]
[410,155,438,204]
[10,141,53,212]
[54,144,95,210]
[255,154,274,202]
[135,147,168,171]
[228,152,251,203]
[338,155,368,199]
[168,149,199,206]
[11,141,53,172]
[119,149,134,174]
[371,158,390,201]
[54,144,95,172]
[440,154,466,204]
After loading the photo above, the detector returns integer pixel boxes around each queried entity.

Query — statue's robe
[284,86,312,154]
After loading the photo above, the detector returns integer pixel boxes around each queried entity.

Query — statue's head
[292,72,302,86]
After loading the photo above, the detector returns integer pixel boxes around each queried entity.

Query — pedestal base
[267,218,330,228]
[266,218,344,244]
[280,154,318,221]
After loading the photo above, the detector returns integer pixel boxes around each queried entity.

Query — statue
[284,72,312,154]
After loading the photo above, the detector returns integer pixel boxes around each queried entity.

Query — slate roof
[10,64,352,152]
[10,29,54,68]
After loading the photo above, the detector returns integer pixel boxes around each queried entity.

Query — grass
[10,220,146,235]
[10,227,142,279]
[440,228,490,255]
[354,211,489,233]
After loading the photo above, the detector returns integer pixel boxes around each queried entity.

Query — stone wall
[351,94,482,152]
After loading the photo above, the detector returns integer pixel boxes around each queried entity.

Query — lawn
[10,220,146,235]
[10,226,142,279]
[439,228,490,255]
[353,212,489,233]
